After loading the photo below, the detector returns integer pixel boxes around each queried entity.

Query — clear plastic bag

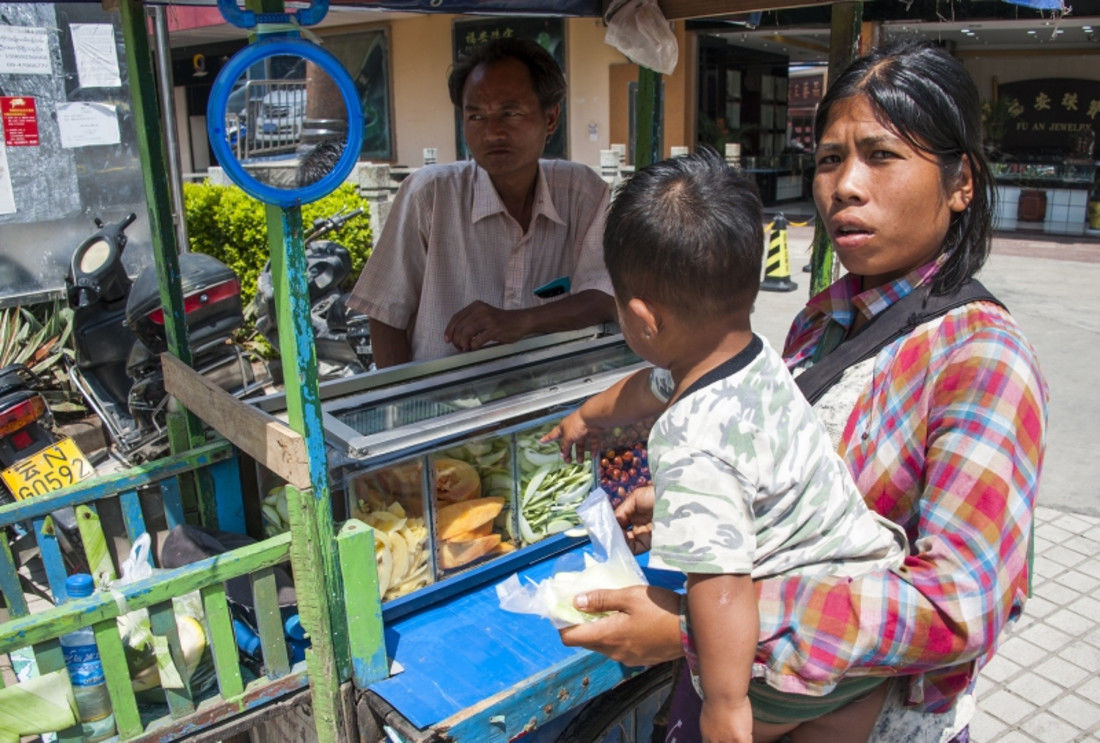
[604,0,678,76]
[496,488,647,629]
[111,534,210,696]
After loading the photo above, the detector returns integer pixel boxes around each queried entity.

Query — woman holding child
[552,41,1049,742]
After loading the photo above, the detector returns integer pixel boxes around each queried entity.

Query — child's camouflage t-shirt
[647,334,905,581]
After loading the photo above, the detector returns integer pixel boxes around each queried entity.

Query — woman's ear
[627,297,661,339]
[948,154,975,213]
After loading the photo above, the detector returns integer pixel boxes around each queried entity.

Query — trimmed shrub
[182,180,372,313]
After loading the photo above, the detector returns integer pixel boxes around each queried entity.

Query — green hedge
[182,180,372,313]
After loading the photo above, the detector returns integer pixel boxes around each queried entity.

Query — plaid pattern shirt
[751,261,1049,712]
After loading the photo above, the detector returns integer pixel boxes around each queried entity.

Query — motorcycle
[0,363,90,573]
[253,207,372,378]
[65,213,269,464]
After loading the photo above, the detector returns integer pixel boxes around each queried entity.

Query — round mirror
[206,38,364,207]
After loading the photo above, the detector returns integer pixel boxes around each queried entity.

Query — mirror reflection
[219,53,349,190]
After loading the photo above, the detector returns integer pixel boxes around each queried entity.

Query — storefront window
[325,28,393,162]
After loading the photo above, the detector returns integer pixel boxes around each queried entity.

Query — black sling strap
[795,279,1004,405]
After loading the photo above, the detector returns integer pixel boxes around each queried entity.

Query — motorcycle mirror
[206,39,363,208]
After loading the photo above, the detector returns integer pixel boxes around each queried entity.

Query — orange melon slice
[436,497,505,541]
[438,534,502,570]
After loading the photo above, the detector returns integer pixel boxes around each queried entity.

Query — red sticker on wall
[1,97,39,146]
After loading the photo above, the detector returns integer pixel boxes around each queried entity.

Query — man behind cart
[347,38,616,368]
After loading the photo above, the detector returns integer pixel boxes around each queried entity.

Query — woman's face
[813,94,973,290]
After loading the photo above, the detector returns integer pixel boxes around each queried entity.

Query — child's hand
[700,696,753,743]
[540,411,601,463]
[614,485,655,555]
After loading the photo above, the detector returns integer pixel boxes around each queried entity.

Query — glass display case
[255,333,655,609]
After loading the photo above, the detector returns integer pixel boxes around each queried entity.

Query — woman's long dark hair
[814,41,993,294]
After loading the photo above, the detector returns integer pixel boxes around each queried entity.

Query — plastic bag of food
[495,488,647,628]
[603,0,678,76]
[111,534,210,696]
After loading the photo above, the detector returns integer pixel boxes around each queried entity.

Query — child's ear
[627,297,661,339]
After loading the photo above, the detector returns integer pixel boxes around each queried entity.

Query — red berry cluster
[599,441,650,508]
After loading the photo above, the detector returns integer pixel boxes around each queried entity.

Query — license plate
[1,438,94,501]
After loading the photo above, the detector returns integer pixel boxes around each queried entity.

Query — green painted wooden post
[93,617,142,738]
[336,520,387,687]
[810,2,864,297]
[201,583,246,700]
[633,67,663,169]
[266,203,348,742]
[117,0,212,526]
[252,566,291,678]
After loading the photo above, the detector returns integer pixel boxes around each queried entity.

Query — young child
[546,150,907,743]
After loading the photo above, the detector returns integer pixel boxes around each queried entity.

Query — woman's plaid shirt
[753,261,1049,712]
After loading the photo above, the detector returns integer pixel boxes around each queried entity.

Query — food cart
[0,0,843,740]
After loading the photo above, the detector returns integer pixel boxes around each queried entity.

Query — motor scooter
[254,207,372,378]
[65,214,268,463]
[0,363,90,572]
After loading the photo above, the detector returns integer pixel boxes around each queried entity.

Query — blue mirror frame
[206,37,364,207]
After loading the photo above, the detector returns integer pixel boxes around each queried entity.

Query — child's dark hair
[297,140,344,187]
[448,38,565,112]
[604,148,763,321]
[814,40,992,295]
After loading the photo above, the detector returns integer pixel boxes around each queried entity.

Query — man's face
[461,57,560,183]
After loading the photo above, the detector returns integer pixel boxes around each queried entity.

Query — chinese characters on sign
[998,78,1099,158]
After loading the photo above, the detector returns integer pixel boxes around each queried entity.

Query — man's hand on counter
[445,301,530,352]
[444,290,616,353]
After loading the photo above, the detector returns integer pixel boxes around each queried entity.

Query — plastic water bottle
[60,573,117,742]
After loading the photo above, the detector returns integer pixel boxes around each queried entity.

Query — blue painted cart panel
[369,544,682,730]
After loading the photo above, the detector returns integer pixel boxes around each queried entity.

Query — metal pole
[153,5,190,253]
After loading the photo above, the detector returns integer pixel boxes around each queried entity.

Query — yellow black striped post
[761,213,797,292]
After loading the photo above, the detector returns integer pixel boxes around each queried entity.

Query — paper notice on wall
[71,24,121,89]
[0,26,52,75]
[0,142,16,215]
[56,102,120,148]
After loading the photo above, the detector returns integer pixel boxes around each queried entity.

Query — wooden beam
[160,353,311,490]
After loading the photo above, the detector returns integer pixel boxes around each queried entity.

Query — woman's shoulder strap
[795,279,1005,404]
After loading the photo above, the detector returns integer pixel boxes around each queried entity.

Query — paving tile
[1075,675,1100,702]
[1020,711,1082,741]
[1052,512,1098,534]
[1034,505,1060,521]
[974,674,999,699]
[1056,569,1100,594]
[983,687,1039,725]
[1069,594,1100,620]
[1006,671,1063,707]
[1066,643,1100,674]
[993,731,1039,743]
[1047,608,1096,637]
[1051,695,1100,731]
[1019,621,1072,652]
[1063,534,1100,556]
[970,708,1008,742]
[999,636,1052,668]
[1044,545,1090,568]
[1034,580,1083,607]
[1033,555,1063,580]
[1033,654,1092,687]
[981,654,1023,684]
[1021,594,1059,620]
[1037,523,1075,543]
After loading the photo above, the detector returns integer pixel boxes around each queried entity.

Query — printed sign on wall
[1,96,39,146]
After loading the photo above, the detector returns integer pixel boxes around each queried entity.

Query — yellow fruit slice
[364,510,406,534]
[374,531,394,596]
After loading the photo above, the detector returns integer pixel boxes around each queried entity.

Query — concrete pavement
[752,224,1100,741]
